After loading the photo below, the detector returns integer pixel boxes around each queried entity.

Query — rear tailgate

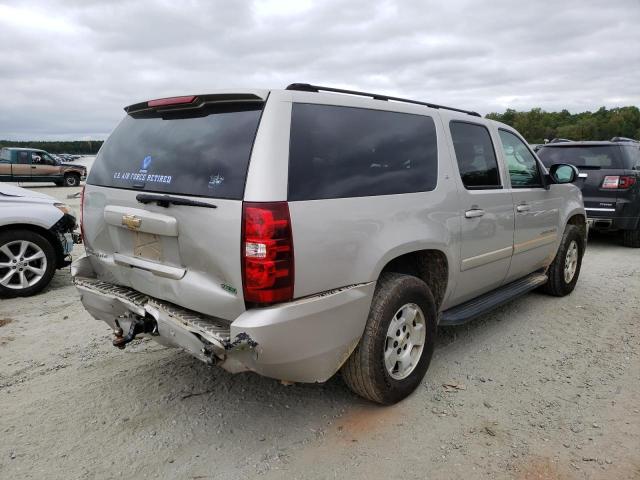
[82,93,266,320]
[538,145,624,216]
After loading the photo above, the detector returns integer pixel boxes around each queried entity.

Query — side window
[0,149,10,163]
[449,121,501,189]
[288,104,438,200]
[498,130,543,188]
[18,151,31,164]
[41,153,56,165]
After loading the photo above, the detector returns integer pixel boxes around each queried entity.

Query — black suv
[538,138,640,247]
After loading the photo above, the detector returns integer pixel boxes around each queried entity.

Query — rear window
[622,145,640,169]
[288,104,438,200]
[88,102,263,199]
[537,145,623,169]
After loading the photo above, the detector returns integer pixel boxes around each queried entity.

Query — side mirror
[548,163,578,184]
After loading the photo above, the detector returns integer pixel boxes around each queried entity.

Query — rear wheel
[541,224,584,296]
[341,273,437,404]
[0,230,57,298]
[622,226,640,248]
[63,173,80,187]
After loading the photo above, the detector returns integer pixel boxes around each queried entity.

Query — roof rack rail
[611,136,639,143]
[286,83,481,117]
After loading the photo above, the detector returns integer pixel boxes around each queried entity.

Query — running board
[440,272,548,326]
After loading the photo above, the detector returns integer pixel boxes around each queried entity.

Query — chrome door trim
[513,232,557,255]
[461,245,513,271]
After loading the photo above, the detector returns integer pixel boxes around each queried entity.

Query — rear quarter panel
[259,94,462,305]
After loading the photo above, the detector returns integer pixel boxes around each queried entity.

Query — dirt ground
[1,183,639,480]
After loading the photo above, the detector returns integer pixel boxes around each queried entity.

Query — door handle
[516,204,531,213]
[465,208,485,218]
[31,165,37,169]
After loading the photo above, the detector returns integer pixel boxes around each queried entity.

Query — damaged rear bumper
[72,255,374,383]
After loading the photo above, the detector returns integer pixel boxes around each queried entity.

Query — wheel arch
[566,211,587,247]
[377,248,450,310]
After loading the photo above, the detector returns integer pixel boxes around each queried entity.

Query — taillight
[79,185,86,241]
[619,176,637,189]
[602,175,637,189]
[242,202,294,305]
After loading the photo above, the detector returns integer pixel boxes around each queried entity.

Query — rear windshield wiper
[136,193,217,209]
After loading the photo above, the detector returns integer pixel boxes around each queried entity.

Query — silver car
[0,184,76,297]
[73,84,586,404]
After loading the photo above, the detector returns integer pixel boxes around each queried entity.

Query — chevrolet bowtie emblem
[122,214,142,230]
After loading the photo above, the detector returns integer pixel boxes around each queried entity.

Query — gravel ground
[0,184,638,480]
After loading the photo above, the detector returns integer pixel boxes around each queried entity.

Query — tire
[622,226,640,248]
[63,173,80,187]
[0,229,57,298]
[54,180,64,187]
[541,224,584,297]
[341,273,437,405]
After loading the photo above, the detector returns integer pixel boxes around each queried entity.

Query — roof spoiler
[124,93,265,114]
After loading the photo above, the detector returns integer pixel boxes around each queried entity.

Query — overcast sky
[1,0,639,140]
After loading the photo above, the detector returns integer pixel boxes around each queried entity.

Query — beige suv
[73,83,586,404]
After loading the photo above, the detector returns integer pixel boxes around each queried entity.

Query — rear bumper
[586,215,639,231]
[72,255,374,383]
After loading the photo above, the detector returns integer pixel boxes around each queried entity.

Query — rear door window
[537,145,624,169]
[450,121,501,189]
[88,103,263,199]
[18,151,31,164]
[288,104,438,200]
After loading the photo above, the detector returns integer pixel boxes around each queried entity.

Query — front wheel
[341,273,437,404]
[0,229,57,298]
[541,224,584,297]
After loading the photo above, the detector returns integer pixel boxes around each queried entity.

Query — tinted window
[450,121,501,189]
[498,130,543,188]
[88,103,263,199]
[0,149,9,163]
[18,151,31,164]
[622,145,640,169]
[537,145,623,169]
[288,104,438,200]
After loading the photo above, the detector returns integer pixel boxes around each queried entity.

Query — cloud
[0,0,638,139]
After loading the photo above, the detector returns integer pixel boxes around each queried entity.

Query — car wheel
[541,224,584,297]
[622,226,640,248]
[0,229,57,298]
[63,173,80,187]
[54,180,64,187]
[341,273,437,404]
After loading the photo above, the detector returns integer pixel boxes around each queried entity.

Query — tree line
[486,106,640,144]
[0,140,103,154]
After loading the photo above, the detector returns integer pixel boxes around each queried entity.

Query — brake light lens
[242,202,294,304]
[79,185,86,241]
[147,95,196,107]
[619,176,637,189]
[602,175,637,189]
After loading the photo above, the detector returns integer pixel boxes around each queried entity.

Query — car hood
[0,184,56,202]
